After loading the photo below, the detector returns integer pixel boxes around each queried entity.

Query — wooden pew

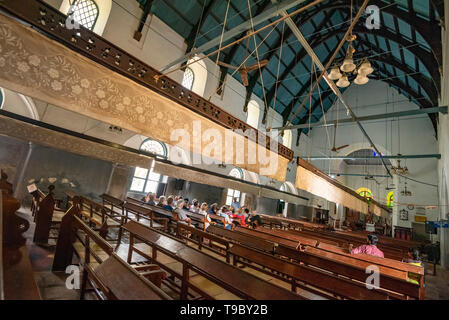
[207,225,276,253]
[299,247,424,300]
[123,220,304,300]
[176,223,230,263]
[78,196,121,241]
[100,193,124,220]
[52,202,171,300]
[259,213,329,231]
[123,202,169,231]
[229,244,390,300]
[287,227,405,260]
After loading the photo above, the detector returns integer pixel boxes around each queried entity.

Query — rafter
[240,0,440,123]
[183,0,218,59]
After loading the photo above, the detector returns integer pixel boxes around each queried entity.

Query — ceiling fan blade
[239,70,249,86]
[217,61,238,70]
[335,145,349,151]
[245,60,269,71]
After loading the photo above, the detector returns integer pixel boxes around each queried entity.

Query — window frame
[70,0,99,31]
[226,168,243,206]
[129,139,168,194]
[181,67,195,91]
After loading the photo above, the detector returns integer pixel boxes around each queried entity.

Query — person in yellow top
[402,248,425,285]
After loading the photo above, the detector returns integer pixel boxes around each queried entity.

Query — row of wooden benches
[255,212,419,261]
[51,192,425,300]
[95,193,427,300]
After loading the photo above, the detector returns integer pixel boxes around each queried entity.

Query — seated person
[218,205,233,230]
[190,200,200,213]
[350,234,384,258]
[207,203,218,215]
[156,196,166,207]
[231,208,247,227]
[402,248,425,285]
[247,210,262,228]
[147,193,157,206]
[183,198,190,210]
[163,196,175,212]
[231,197,241,211]
[172,201,191,224]
[199,202,214,230]
[141,192,152,204]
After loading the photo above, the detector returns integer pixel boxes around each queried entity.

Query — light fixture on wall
[108,125,123,134]
[400,182,412,196]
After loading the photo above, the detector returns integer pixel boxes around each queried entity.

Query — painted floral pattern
[0,15,288,181]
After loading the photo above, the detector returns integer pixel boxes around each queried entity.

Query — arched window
[226,168,243,206]
[69,0,99,30]
[129,139,168,194]
[181,67,195,91]
[387,191,394,208]
[140,139,167,158]
[247,100,260,129]
[0,88,4,109]
[356,187,373,200]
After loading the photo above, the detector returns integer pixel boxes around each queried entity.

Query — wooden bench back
[229,244,390,300]
[299,247,423,299]
[207,225,275,253]
[101,194,124,207]
[124,220,304,300]
[33,192,56,244]
[52,205,170,300]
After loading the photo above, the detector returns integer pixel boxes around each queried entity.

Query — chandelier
[391,158,409,176]
[327,34,374,88]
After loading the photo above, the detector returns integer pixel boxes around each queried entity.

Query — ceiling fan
[331,124,349,153]
[216,34,268,86]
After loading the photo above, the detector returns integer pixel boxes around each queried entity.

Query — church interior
[1,0,449,301]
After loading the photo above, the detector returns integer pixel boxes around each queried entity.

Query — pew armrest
[140,270,167,288]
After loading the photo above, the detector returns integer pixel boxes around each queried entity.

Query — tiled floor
[17,206,449,300]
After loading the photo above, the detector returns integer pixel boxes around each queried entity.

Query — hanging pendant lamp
[336,74,350,88]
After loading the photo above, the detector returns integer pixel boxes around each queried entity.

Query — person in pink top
[351,234,384,258]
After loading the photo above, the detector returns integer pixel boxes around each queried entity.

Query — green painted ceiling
[136,0,442,134]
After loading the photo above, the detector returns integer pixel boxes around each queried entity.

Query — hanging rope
[247,0,270,129]
[272,21,286,126]
[154,0,325,81]
[191,0,207,52]
[208,22,280,101]
[277,0,370,131]
[215,0,231,67]
[314,66,332,151]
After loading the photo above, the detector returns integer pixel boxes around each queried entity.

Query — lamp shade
[328,67,342,80]
[354,74,369,85]
[340,58,356,73]
[336,75,350,88]
[358,60,374,75]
